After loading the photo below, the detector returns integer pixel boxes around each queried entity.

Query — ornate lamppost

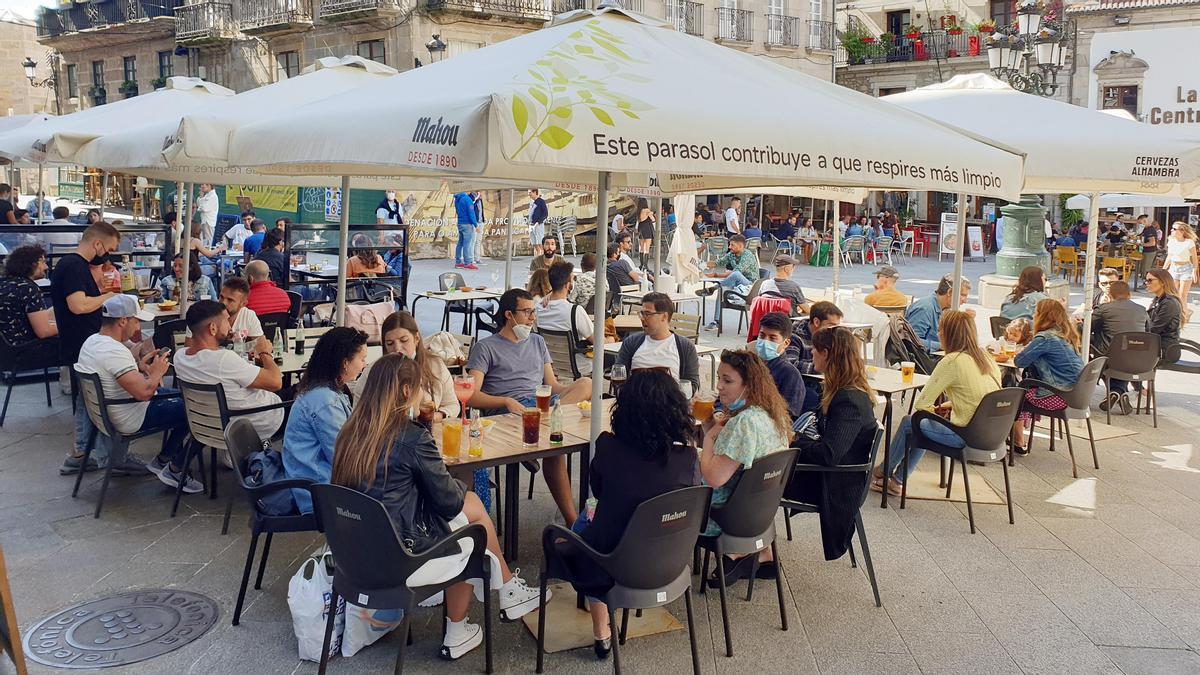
[22,53,62,115]
[986,0,1070,98]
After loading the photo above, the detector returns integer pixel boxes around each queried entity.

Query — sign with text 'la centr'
[1088,27,1200,130]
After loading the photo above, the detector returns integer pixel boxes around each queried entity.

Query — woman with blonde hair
[786,327,878,561]
[1164,221,1197,319]
[1011,299,1083,453]
[875,310,1001,495]
[330,354,543,660]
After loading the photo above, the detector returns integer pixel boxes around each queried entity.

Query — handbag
[344,291,394,344]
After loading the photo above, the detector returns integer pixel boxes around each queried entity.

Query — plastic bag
[288,551,344,662]
[342,604,405,657]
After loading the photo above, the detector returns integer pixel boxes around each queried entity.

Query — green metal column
[997,195,1050,277]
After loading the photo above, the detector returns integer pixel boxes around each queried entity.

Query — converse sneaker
[498,570,545,622]
[439,620,483,660]
[157,467,204,494]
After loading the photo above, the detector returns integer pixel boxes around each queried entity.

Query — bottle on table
[469,410,483,458]
[295,323,306,355]
[549,402,563,445]
[272,330,284,364]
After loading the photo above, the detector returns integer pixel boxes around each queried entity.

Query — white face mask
[513,324,532,341]
[386,192,396,200]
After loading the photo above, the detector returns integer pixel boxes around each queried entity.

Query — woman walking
[1164,221,1197,321]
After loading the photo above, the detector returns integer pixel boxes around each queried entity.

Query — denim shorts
[1169,263,1194,282]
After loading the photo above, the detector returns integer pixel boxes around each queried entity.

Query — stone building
[0,9,54,116]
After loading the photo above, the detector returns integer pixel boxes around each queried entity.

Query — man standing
[758,255,809,314]
[0,184,18,225]
[528,235,563,274]
[52,222,127,475]
[614,292,700,391]
[454,191,479,270]
[724,197,742,236]
[528,188,549,257]
[76,295,203,493]
[466,289,592,524]
[472,191,485,263]
[865,266,908,308]
[245,260,291,316]
[196,183,219,246]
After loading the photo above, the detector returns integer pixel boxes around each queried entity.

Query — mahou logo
[412,116,461,147]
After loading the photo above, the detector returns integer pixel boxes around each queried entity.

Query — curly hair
[4,245,45,279]
[718,349,792,440]
[611,369,696,463]
[298,327,368,395]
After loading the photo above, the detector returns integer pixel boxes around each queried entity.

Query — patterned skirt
[1018,389,1067,423]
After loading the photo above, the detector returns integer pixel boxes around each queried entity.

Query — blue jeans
[718,269,753,291]
[884,415,966,483]
[74,397,109,464]
[456,223,475,265]
[139,389,190,469]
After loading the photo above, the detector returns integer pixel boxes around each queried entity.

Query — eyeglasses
[638,311,664,318]
[512,308,536,316]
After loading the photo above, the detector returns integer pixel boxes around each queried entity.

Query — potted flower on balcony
[903,22,922,39]
[861,35,876,44]
[974,18,996,34]
[947,23,964,35]
[119,80,138,97]
[151,76,167,90]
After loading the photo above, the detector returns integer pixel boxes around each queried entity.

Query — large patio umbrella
[1064,194,1193,211]
[225,7,1025,496]
[884,74,1200,353]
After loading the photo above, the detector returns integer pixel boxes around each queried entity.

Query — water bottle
[468,410,483,458]
[272,330,284,364]
[233,334,246,360]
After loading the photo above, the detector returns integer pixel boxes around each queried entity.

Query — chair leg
[1001,457,1015,526]
[1151,382,1157,428]
[1048,418,1056,453]
[945,458,955,499]
[535,570,548,674]
[394,602,413,675]
[771,541,788,631]
[209,446,218,501]
[783,510,793,541]
[93,439,120,519]
[44,367,52,407]
[1086,417,1100,470]
[1063,418,1078,479]
[232,530,260,626]
[684,588,701,675]
[222,489,235,535]
[698,548,710,595]
[1105,377,1112,426]
[317,586,339,675]
[854,514,882,608]
[493,466,502,538]
[608,608,622,674]
[715,542,733,657]
[72,428,98,498]
[847,540,858,568]
[619,608,630,645]
[939,455,947,487]
[254,531,273,590]
[0,377,13,427]
[746,554,759,602]
[483,561,493,674]
[899,448,911,509]
[960,458,976,534]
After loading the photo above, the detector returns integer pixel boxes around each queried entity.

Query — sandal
[871,476,903,497]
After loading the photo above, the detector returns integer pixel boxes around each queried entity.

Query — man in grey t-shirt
[466,289,592,524]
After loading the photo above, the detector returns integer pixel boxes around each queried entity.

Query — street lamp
[986,0,1070,97]
[21,54,61,115]
[425,35,447,64]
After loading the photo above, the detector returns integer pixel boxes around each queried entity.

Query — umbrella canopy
[0,113,53,136]
[0,77,233,164]
[884,74,1200,195]
[227,8,1023,201]
[1065,193,1193,211]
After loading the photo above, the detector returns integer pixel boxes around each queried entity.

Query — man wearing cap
[759,254,809,315]
[865,266,908,309]
[75,296,203,493]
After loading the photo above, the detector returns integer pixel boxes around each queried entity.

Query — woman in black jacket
[565,369,700,659]
[330,354,542,661]
[785,326,878,561]
[1146,268,1182,360]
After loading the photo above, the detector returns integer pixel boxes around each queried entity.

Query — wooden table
[410,288,502,335]
[277,344,383,376]
[612,314,642,335]
[141,302,180,326]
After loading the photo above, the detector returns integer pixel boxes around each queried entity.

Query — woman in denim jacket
[1012,299,1083,453]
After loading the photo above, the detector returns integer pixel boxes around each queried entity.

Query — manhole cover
[23,589,219,669]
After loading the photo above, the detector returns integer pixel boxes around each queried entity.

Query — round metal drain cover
[23,589,219,669]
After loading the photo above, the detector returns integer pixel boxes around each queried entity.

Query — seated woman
[562,369,700,659]
[874,310,1002,495]
[330,354,542,660]
[1012,299,1083,453]
[347,243,386,278]
[158,252,215,302]
[701,349,792,582]
[283,327,369,514]
[526,268,551,301]
[999,266,1051,321]
[785,326,877,561]
[1108,268,1182,412]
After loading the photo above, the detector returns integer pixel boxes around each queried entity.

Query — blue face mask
[726,398,747,413]
[756,339,781,362]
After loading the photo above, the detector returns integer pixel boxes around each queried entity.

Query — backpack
[245,448,299,516]
[884,313,936,375]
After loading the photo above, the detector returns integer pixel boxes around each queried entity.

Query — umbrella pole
[36,164,44,225]
[1080,192,1102,357]
[180,182,196,314]
[832,201,841,292]
[951,192,967,310]
[504,189,514,290]
[335,176,350,326]
[588,171,610,505]
[653,200,662,284]
[100,171,108,215]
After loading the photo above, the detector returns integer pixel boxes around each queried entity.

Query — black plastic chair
[474,307,499,339]
[310,483,493,674]
[286,290,304,327]
[1018,357,1106,478]
[780,428,884,608]
[71,368,184,519]
[696,448,798,657]
[989,315,1011,340]
[535,327,585,383]
[717,278,764,337]
[1102,332,1160,427]
[1160,338,1200,375]
[0,334,57,426]
[899,388,1024,534]
[536,486,712,675]
[223,418,317,626]
[258,312,292,343]
[152,318,189,354]
[440,272,473,333]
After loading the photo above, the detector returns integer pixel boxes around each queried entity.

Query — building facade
[1,10,54,116]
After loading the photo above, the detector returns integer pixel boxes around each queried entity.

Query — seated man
[566,253,597,308]
[76,295,202,493]
[1073,267,1119,321]
[1091,280,1149,356]
[252,230,289,288]
[241,219,268,257]
[904,275,967,352]
[219,276,264,339]
[173,300,284,441]
[699,234,760,329]
[786,301,843,412]
[864,265,908,309]
[466,289,592,524]
[605,242,639,288]
[756,312,805,419]
[535,261,610,375]
[614,292,700,391]
[244,260,291,316]
[528,235,564,274]
[758,254,809,314]
[0,245,58,344]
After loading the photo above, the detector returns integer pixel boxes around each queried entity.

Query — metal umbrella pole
[951,193,968,310]
[832,201,842,292]
[180,182,196,314]
[586,171,610,509]
[504,189,514,290]
[1080,192,1103,356]
[335,176,351,326]
[36,163,44,225]
[100,170,109,216]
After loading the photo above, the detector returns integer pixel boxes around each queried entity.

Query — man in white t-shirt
[196,183,219,246]
[613,293,700,391]
[535,261,604,376]
[173,299,284,440]
[223,211,255,250]
[75,295,203,492]
[184,277,263,339]
[725,197,742,236]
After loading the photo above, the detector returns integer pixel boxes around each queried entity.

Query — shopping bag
[342,604,406,657]
[288,551,344,662]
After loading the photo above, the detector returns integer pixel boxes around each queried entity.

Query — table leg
[504,463,520,562]
[464,300,475,335]
[881,395,893,509]
[577,447,590,513]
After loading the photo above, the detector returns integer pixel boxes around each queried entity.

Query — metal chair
[717,278,763,337]
[697,449,798,657]
[439,272,472,333]
[151,318,190,354]
[0,334,57,426]
[223,418,317,626]
[310,483,493,675]
[555,216,578,256]
[841,236,867,266]
[71,368,182,519]
[899,388,1024,534]
[871,236,894,265]
[704,236,728,262]
[1102,331,1160,427]
[177,378,290,534]
[780,428,883,608]
[535,486,712,675]
[1017,357,1106,478]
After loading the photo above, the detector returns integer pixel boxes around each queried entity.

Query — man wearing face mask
[52,222,126,475]
[466,288,592,524]
[377,189,405,248]
[756,312,805,419]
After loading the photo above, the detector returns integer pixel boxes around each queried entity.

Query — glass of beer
[442,420,462,460]
[900,361,915,384]
[522,408,541,447]
[535,385,552,414]
[693,392,715,422]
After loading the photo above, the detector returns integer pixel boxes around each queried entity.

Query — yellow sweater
[913,352,1002,427]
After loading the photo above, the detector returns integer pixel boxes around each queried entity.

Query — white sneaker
[499,570,546,622]
[419,591,444,608]
[440,620,482,660]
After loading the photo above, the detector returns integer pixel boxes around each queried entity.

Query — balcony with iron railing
[426,0,551,22]
[806,18,834,51]
[667,0,703,36]
[319,0,402,21]
[715,6,751,42]
[175,1,238,44]
[836,28,987,67]
[552,0,643,12]
[36,0,182,39]
[237,0,312,34]
[765,13,799,48]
